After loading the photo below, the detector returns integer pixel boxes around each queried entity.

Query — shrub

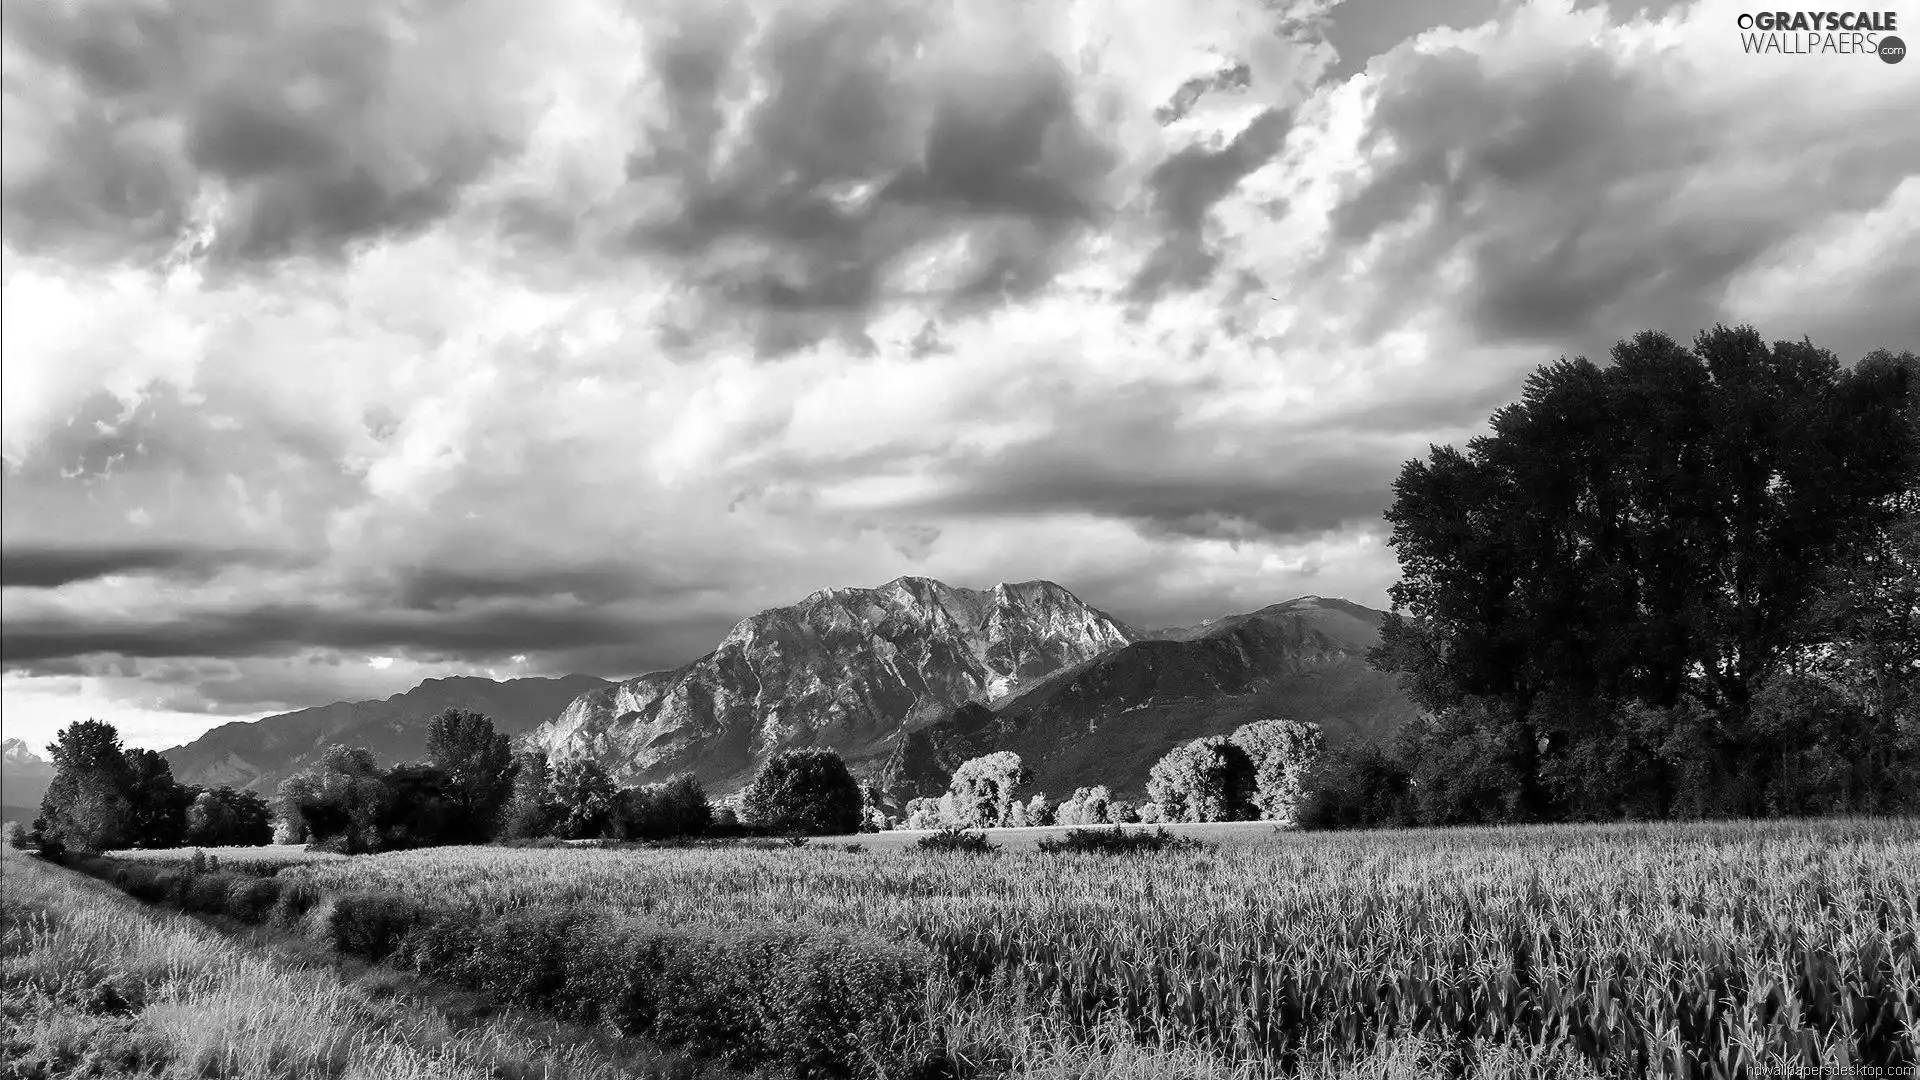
[1036,827,1212,855]
[915,826,997,854]
[225,877,284,922]
[327,892,429,962]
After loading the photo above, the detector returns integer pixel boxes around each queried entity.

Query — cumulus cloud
[2,0,1916,747]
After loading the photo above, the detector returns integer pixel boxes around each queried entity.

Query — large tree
[940,752,1032,829]
[1373,327,1917,818]
[121,749,191,849]
[274,745,391,854]
[34,720,136,854]
[1146,736,1258,823]
[740,748,863,836]
[425,708,517,843]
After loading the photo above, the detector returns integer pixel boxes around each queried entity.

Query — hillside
[529,577,1136,789]
[161,674,611,795]
[2,737,54,821]
[877,596,1418,802]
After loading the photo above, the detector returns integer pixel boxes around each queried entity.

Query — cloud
[3,0,1917,741]
[1,0,542,265]
[1320,0,1920,361]
[0,542,285,588]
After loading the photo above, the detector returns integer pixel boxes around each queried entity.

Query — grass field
[254,817,1920,1078]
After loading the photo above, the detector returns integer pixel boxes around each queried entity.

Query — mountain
[529,577,1136,790]
[2,737,55,821]
[162,674,611,796]
[876,596,1419,802]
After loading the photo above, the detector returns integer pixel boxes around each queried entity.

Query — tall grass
[0,849,736,1079]
[270,818,1919,1076]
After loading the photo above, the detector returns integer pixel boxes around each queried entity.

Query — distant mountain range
[876,596,1413,801]
[149,577,1419,804]
[162,675,610,795]
[2,737,55,821]
[530,578,1419,799]
[530,578,1139,792]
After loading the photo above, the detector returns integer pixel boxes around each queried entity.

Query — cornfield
[262,818,1917,1076]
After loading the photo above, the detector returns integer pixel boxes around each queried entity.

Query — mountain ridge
[161,673,611,795]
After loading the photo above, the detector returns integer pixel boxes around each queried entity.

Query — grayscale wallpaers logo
[1736,10,1905,57]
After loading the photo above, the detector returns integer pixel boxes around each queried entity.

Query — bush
[327,892,430,962]
[914,825,997,854]
[1036,827,1212,855]
[225,877,284,922]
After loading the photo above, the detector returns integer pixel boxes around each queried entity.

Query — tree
[740,748,863,835]
[425,708,518,843]
[274,745,390,854]
[121,749,191,848]
[500,750,560,840]
[185,787,273,847]
[1373,327,1918,819]
[1146,736,1257,823]
[610,775,711,841]
[1230,719,1325,824]
[1054,785,1114,826]
[550,758,617,840]
[34,720,136,854]
[378,763,460,850]
[940,752,1032,829]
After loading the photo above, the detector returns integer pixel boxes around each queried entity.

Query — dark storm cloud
[1,0,511,264]
[1129,109,1295,301]
[0,543,284,589]
[1325,40,1920,354]
[0,600,636,666]
[606,4,1120,356]
[391,561,719,613]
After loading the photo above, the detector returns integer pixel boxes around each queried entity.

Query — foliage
[939,751,1033,829]
[425,708,519,843]
[184,786,274,848]
[499,749,560,840]
[739,748,864,835]
[1229,718,1324,823]
[120,749,191,849]
[609,775,711,841]
[377,763,462,850]
[273,745,391,854]
[1373,327,1919,821]
[914,825,998,854]
[1145,736,1258,823]
[1034,827,1212,855]
[549,758,618,840]
[5,820,29,849]
[34,719,137,854]
[1053,785,1115,827]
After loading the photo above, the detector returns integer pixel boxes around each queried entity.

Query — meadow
[24,818,1919,1078]
[0,848,735,1080]
[263,817,1919,1078]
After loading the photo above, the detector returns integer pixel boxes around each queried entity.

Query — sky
[2,0,1916,752]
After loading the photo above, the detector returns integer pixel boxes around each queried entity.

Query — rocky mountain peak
[531,576,1138,789]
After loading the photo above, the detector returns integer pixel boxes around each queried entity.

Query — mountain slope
[878,596,1418,802]
[2,737,55,820]
[529,577,1136,790]
[162,674,611,795]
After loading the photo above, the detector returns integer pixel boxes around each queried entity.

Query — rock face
[162,674,612,796]
[1,737,55,819]
[876,596,1419,802]
[529,577,1137,789]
